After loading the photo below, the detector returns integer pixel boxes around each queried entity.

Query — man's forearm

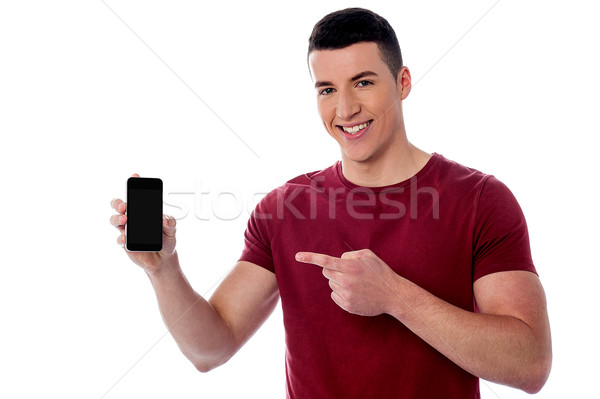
[386,274,550,393]
[146,252,233,372]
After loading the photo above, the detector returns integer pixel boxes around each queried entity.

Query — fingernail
[295,253,304,261]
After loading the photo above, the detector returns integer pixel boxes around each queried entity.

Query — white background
[1,0,598,398]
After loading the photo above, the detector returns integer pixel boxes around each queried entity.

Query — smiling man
[310,41,429,185]
[111,7,551,399]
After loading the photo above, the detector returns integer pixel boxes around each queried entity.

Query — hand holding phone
[110,175,177,274]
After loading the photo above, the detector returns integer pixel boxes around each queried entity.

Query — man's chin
[341,151,373,164]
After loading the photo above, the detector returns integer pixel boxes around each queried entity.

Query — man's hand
[295,249,399,317]
[110,174,177,275]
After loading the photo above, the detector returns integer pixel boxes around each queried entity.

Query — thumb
[340,250,361,260]
[163,215,177,238]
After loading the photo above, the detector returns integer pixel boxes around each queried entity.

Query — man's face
[308,42,410,164]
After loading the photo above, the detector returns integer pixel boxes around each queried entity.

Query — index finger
[111,173,139,211]
[110,198,126,213]
[295,252,342,270]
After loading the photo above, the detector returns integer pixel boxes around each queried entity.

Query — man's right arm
[111,192,279,372]
[146,255,279,372]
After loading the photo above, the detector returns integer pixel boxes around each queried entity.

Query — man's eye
[357,80,373,87]
[319,88,335,96]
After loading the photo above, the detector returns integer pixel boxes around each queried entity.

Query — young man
[110,8,551,398]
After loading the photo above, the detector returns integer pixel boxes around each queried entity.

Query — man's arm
[296,249,552,393]
[147,257,279,372]
[111,194,279,373]
[386,269,551,393]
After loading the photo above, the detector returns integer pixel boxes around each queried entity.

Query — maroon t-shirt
[239,153,536,398]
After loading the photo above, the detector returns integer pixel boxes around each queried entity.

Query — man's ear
[397,66,412,100]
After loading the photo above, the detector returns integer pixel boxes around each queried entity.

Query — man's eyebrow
[314,71,379,89]
[315,80,333,89]
[350,70,378,81]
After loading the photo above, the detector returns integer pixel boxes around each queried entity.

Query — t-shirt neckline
[334,152,441,193]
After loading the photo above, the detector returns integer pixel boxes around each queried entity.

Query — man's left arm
[296,249,552,394]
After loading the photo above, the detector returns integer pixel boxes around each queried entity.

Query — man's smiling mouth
[337,120,373,136]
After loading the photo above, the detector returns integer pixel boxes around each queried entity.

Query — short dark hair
[308,8,403,78]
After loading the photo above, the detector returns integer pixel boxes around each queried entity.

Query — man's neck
[341,143,431,187]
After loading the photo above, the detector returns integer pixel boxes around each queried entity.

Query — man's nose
[336,90,360,120]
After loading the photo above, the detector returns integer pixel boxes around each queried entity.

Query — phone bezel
[126,177,163,252]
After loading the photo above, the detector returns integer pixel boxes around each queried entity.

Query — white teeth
[342,121,370,134]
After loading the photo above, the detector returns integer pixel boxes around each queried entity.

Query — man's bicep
[208,261,279,353]
[474,271,549,333]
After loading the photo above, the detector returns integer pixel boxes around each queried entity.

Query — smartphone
[126,177,163,252]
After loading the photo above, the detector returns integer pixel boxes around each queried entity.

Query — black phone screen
[126,177,163,252]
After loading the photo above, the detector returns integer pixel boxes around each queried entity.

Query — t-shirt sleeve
[472,176,537,281]
[237,188,279,274]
